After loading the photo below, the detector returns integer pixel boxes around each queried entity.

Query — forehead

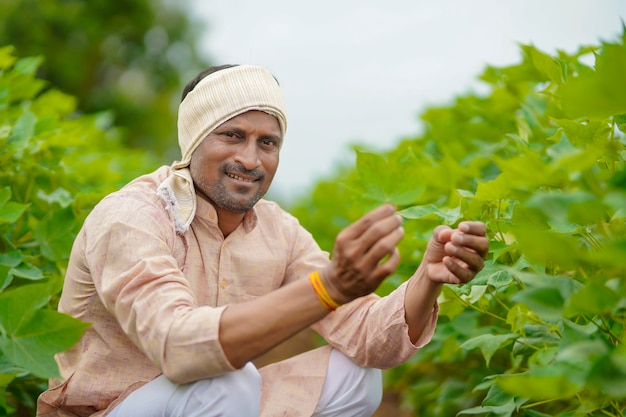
[216,110,282,134]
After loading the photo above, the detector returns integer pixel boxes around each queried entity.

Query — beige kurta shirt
[37,166,438,417]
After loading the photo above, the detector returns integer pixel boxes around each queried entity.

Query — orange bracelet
[309,271,341,311]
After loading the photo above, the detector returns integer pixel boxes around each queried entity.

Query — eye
[218,131,243,142]
[259,138,279,150]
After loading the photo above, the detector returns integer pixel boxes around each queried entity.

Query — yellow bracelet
[309,271,341,311]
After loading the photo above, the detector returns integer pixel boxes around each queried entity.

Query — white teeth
[227,173,254,182]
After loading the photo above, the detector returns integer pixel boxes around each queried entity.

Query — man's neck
[216,209,245,237]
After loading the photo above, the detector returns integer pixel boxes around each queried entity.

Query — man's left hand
[421,221,489,285]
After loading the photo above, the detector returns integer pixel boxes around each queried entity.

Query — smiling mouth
[226,173,257,182]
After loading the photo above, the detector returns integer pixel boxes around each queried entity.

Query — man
[37,65,488,417]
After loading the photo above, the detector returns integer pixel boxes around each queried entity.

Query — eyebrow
[214,125,283,142]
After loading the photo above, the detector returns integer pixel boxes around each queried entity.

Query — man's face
[189,110,283,214]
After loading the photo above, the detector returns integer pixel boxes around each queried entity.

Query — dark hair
[181,65,238,102]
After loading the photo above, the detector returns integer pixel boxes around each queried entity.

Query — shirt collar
[194,195,258,233]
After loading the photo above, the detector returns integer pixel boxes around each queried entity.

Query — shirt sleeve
[312,281,439,369]
[84,192,235,384]
[278,210,439,369]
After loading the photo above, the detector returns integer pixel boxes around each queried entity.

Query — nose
[234,140,260,170]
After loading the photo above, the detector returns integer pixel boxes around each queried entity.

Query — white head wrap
[157,65,287,233]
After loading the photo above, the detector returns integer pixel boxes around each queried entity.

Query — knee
[317,350,383,416]
[186,363,262,416]
[358,367,383,414]
[215,362,262,402]
[334,350,383,409]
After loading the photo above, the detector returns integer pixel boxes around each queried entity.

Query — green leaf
[32,89,77,118]
[511,225,586,270]
[32,206,76,262]
[589,238,626,268]
[460,285,488,305]
[9,263,43,281]
[0,284,89,378]
[6,111,37,152]
[528,346,559,367]
[0,188,9,207]
[0,46,17,70]
[0,374,15,387]
[0,201,27,223]
[14,56,44,75]
[0,189,25,225]
[0,284,50,335]
[353,149,425,205]
[511,287,565,321]
[524,45,564,84]
[616,113,626,133]
[564,281,621,317]
[560,42,626,119]
[551,118,612,145]
[496,373,580,401]
[460,333,517,367]
[0,353,27,376]
[523,410,553,417]
[481,383,516,408]
[457,397,516,416]
[495,151,561,190]
[586,345,626,398]
[0,252,22,267]
[556,339,608,370]
[0,309,89,379]
[0,266,11,292]
[437,285,466,320]
[471,263,514,289]
[475,175,511,200]
[398,204,461,225]
[525,190,603,227]
[506,304,541,334]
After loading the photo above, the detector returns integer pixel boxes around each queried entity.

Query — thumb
[423,225,452,264]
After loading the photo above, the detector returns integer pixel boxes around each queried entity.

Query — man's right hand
[319,204,404,305]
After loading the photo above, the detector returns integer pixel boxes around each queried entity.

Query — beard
[193,164,267,213]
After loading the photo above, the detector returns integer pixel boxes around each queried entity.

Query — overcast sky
[185,0,626,202]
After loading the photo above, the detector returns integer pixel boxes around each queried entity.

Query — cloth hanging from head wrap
[157,65,287,233]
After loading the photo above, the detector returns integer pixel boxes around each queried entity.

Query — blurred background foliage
[0,0,211,162]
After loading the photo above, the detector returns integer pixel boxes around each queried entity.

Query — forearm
[404,263,443,344]
[219,276,329,368]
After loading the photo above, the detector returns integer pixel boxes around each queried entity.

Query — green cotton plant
[0,46,159,416]
[290,30,626,416]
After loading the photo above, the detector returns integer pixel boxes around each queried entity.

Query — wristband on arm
[309,270,341,311]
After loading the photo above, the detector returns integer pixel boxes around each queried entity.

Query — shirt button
[209,211,216,220]
[220,280,227,289]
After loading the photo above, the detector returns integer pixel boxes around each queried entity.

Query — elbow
[159,345,238,384]
[161,362,196,385]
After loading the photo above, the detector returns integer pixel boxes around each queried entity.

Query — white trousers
[108,349,382,417]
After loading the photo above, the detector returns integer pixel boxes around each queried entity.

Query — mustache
[224,163,265,180]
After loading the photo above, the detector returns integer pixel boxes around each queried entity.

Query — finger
[434,225,453,243]
[372,247,401,280]
[445,241,485,272]
[356,213,403,253]
[451,231,489,259]
[361,225,404,271]
[426,262,464,285]
[339,204,397,241]
[423,225,452,263]
[459,221,487,237]
[443,256,476,283]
